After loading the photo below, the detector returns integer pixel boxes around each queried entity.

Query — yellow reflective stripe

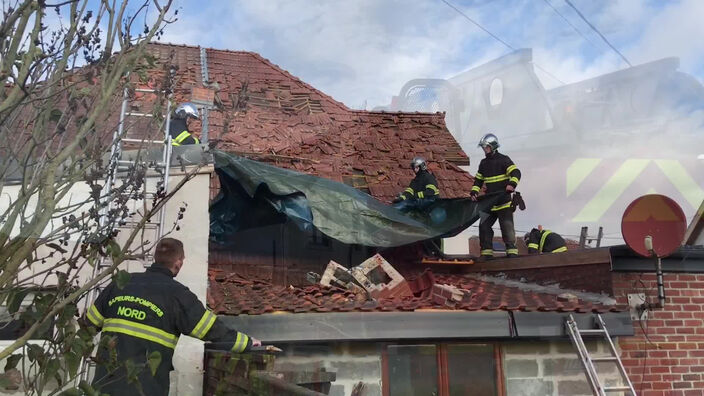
[193,136,200,144]
[527,243,539,249]
[190,310,217,339]
[417,191,425,199]
[471,185,481,192]
[484,175,509,183]
[400,195,408,200]
[654,160,704,209]
[572,159,649,222]
[491,202,512,211]
[480,249,493,256]
[231,332,249,353]
[506,165,518,174]
[539,230,553,253]
[509,176,520,185]
[566,158,602,197]
[425,184,440,195]
[404,188,414,194]
[506,248,519,255]
[174,130,191,143]
[474,173,484,180]
[103,318,179,349]
[551,246,568,253]
[87,304,104,327]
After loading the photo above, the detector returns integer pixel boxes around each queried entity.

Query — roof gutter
[221,311,632,343]
[610,245,704,272]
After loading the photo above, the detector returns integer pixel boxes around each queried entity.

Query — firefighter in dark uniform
[169,102,200,146]
[470,133,521,260]
[392,157,440,212]
[85,238,260,396]
[524,228,568,254]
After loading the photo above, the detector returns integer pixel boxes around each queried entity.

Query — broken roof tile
[208,269,627,316]
[144,43,473,201]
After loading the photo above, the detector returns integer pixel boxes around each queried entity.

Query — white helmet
[174,102,199,120]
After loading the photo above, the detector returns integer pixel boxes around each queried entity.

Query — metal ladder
[77,87,174,383]
[566,314,637,396]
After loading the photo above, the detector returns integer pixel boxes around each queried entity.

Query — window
[383,343,501,396]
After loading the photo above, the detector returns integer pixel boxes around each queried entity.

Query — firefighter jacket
[169,118,200,146]
[400,170,440,200]
[526,229,567,254]
[471,151,521,211]
[86,265,252,396]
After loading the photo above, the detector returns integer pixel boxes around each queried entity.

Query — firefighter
[169,102,200,146]
[524,228,568,254]
[470,133,521,260]
[85,238,260,396]
[392,156,440,212]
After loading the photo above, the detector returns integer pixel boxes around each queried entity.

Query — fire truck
[379,49,704,239]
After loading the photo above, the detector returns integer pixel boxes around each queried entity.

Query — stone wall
[272,343,382,396]
[503,340,626,396]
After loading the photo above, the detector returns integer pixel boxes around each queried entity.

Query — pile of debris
[318,253,472,308]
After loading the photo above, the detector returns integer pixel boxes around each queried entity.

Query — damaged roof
[143,43,472,201]
[207,268,626,316]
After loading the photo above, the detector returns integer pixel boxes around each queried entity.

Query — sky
[156,0,704,110]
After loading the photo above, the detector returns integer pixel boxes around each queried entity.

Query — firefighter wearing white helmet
[392,156,440,212]
[169,102,200,146]
[471,133,521,260]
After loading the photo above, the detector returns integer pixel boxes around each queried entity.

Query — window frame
[381,342,505,396]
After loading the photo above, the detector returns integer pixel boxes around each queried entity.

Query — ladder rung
[135,88,158,93]
[116,160,166,169]
[125,112,154,117]
[117,222,159,229]
[121,138,165,144]
[604,386,632,391]
[579,329,606,335]
[591,357,619,362]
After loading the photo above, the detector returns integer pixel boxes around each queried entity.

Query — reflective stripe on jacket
[472,151,521,211]
[87,265,251,396]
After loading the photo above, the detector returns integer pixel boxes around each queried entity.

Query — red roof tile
[207,268,626,315]
[143,43,472,201]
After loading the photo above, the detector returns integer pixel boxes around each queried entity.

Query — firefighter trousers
[479,207,517,256]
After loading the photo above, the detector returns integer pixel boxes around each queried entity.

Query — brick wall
[613,272,704,396]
